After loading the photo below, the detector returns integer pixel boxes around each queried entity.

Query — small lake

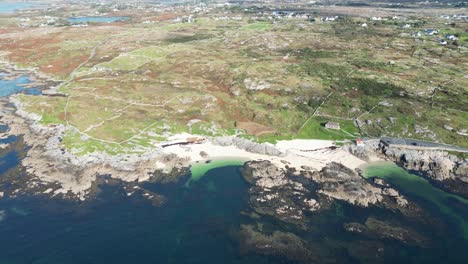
[0,74,42,97]
[67,16,130,24]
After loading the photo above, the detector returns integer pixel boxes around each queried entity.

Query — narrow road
[299,91,333,131]
[371,137,468,153]
[60,40,107,90]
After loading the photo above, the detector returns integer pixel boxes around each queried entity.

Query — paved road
[376,137,468,153]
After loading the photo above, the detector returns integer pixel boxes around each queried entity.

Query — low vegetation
[1,3,466,154]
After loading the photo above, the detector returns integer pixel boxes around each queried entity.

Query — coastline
[0,84,372,200]
[0,65,466,203]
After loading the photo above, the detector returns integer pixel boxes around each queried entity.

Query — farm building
[325,122,340,130]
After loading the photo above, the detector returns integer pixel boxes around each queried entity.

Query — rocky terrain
[238,159,446,263]
[0,99,191,201]
[241,160,416,228]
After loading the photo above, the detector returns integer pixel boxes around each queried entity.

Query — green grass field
[12,11,468,155]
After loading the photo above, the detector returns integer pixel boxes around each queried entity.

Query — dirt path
[299,91,334,131]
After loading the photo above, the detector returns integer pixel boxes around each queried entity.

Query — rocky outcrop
[210,137,284,156]
[317,162,384,206]
[241,160,410,229]
[241,160,319,228]
[344,139,381,161]
[382,146,467,183]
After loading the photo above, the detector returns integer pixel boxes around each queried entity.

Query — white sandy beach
[162,136,367,172]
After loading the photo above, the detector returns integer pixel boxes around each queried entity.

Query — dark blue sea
[0,166,276,264]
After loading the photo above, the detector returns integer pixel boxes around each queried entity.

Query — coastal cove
[1,160,468,263]
[0,0,467,262]
[362,162,468,239]
[186,158,248,186]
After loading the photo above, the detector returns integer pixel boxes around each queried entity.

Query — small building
[445,34,458,41]
[356,138,365,146]
[187,137,205,144]
[325,122,340,130]
[424,29,438,35]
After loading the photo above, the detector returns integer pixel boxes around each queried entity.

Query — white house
[446,34,458,41]
[325,122,340,130]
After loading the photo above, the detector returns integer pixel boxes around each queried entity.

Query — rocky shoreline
[0,97,192,201]
[346,140,468,197]
[1,70,467,263]
[1,88,466,203]
[237,159,452,263]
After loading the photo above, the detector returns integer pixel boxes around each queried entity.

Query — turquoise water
[186,158,248,187]
[363,162,468,239]
[0,74,42,97]
[68,16,130,24]
[0,2,35,13]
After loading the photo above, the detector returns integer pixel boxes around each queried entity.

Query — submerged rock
[239,225,320,263]
[344,217,430,247]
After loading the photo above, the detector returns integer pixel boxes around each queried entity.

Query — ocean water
[0,166,280,264]
[0,74,42,97]
[0,2,35,13]
[67,16,130,24]
[1,119,468,263]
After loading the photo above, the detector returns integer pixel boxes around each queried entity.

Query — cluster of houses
[411,29,460,46]
[16,15,65,28]
[440,14,468,21]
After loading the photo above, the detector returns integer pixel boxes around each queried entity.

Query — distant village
[13,1,466,49]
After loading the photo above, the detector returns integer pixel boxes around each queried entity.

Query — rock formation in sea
[241,160,412,229]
